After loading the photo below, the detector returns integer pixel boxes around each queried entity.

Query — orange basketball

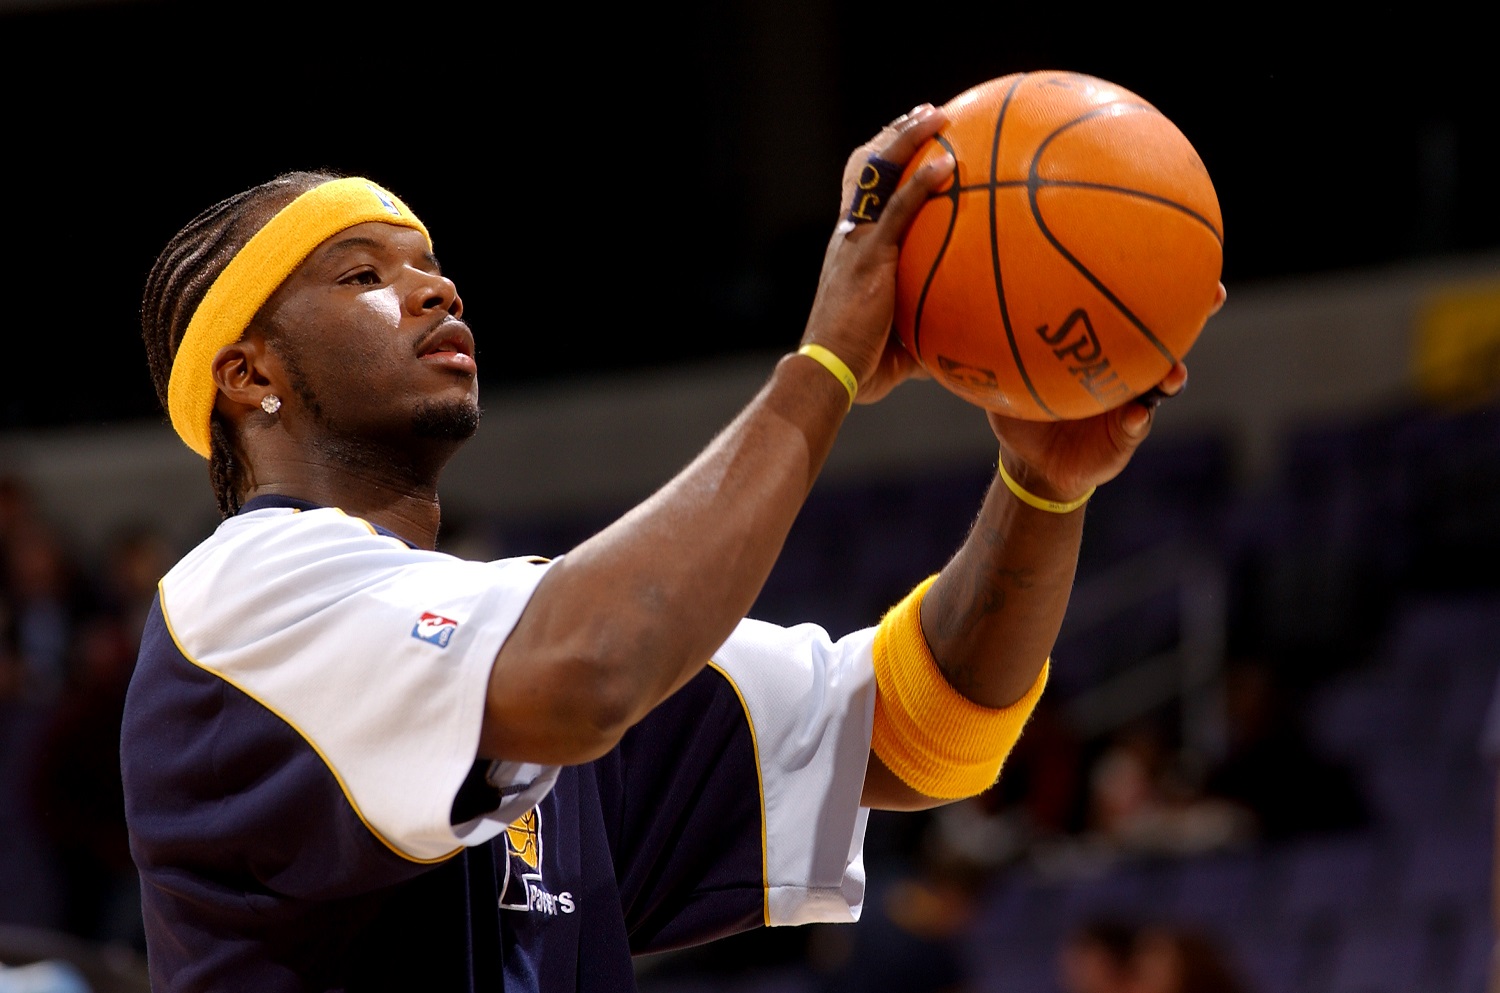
[894,70,1223,420]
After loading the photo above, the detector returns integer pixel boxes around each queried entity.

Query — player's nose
[406,270,463,319]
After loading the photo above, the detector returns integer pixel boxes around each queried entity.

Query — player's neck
[239,429,466,548]
[243,460,446,550]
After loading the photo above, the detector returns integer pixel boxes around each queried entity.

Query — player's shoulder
[163,505,397,584]
[161,504,547,617]
[156,504,552,668]
[172,504,542,572]
[217,502,403,548]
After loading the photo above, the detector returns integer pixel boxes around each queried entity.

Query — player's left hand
[799,104,954,406]
[988,282,1225,501]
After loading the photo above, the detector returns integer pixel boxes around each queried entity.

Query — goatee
[412,397,482,441]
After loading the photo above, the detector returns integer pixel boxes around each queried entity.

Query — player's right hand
[798,104,954,405]
[987,282,1225,501]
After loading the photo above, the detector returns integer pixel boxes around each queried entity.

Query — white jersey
[123,495,881,990]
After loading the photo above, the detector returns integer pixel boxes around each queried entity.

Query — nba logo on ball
[412,612,460,648]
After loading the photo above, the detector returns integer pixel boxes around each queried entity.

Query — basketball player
[121,103,1219,991]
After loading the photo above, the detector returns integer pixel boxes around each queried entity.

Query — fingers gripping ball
[894,71,1223,420]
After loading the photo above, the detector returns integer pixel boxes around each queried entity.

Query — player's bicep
[480,547,732,767]
[480,559,641,766]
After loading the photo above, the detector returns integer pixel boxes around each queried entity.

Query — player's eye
[340,268,382,286]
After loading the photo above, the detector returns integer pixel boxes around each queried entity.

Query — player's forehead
[300,221,440,272]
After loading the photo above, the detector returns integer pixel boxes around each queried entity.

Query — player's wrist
[997,452,1094,511]
[790,343,858,410]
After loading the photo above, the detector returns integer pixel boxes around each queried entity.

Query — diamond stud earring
[260,395,282,415]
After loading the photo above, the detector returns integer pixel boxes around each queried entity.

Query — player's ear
[211,332,282,413]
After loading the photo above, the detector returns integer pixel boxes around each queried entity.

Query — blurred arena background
[2,1,1498,991]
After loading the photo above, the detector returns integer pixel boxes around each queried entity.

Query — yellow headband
[166,176,432,458]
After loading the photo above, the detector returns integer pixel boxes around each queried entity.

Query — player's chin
[411,395,482,441]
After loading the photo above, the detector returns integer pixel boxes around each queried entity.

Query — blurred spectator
[1058,917,1138,993]
[1059,918,1253,993]
[0,598,17,703]
[1200,658,1370,842]
[1129,925,1252,993]
[95,526,174,642]
[1481,668,1500,993]
[1083,721,1254,858]
[808,845,983,993]
[921,707,1265,878]
[0,477,34,548]
[3,517,88,706]
[27,613,143,948]
[0,477,32,701]
[923,697,1088,872]
[10,522,164,949]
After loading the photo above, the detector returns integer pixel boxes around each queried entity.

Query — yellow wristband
[871,574,1050,799]
[796,344,857,409]
[997,456,1094,513]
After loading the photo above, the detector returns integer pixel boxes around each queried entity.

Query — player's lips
[416,319,477,373]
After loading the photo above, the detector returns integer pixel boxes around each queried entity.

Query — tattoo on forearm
[929,524,1036,671]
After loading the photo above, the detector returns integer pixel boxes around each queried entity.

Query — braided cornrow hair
[140,171,343,518]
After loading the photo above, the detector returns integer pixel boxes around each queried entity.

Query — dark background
[1,0,1493,433]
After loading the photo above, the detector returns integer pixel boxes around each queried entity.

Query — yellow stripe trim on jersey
[706,660,771,927]
[166,176,432,459]
[331,507,383,539]
[156,580,461,866]
[870,574,1049,800]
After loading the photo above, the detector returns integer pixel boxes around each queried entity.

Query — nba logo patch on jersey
[411,612,459,648]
